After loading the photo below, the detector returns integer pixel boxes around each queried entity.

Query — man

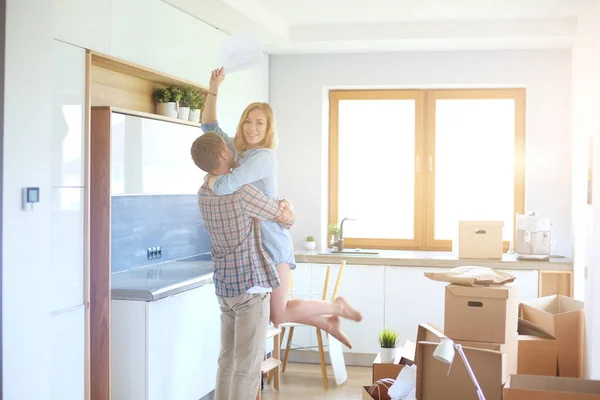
[190,131,295,400]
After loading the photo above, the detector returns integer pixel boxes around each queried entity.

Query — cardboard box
[457,332,518,381]
[416,341,506,400]
[503,374,600,400]
[415,323,446,367]
[444,283,518,343]
[454,220,504,259]
[517,335,558,376]
[361,386,373,400]
[520,295,584,378]
[372,341,415,383]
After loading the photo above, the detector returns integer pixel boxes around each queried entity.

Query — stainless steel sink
[317,249,380,256]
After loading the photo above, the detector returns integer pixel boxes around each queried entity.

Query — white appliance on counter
[515,213,551,260]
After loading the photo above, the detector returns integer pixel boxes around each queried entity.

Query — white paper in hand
[220,32,265,74]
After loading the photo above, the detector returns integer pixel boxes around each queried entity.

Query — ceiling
[163,0,583,54]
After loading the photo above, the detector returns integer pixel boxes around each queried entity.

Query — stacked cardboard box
[415,282,519,400]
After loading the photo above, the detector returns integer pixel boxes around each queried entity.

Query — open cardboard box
[520,295,584,378]
[503,374,600,399]
[416,341,506,400]
[372,340,416,383]
[415,323,518,400]
[517,318,558,376]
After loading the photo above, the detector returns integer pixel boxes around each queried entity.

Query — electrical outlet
[147,246,162,260]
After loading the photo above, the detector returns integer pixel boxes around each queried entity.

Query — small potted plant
[327,224,340,248]
[178,86,192,121]
[377,328,399,363]
[188,88,205,123]
[304,236,316,250]
[153,87,177,118]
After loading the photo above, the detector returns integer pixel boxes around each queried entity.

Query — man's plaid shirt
[198,182,293,297]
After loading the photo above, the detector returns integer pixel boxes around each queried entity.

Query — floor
[261,363,371,399]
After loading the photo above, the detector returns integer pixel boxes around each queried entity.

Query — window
[328,89,525,251]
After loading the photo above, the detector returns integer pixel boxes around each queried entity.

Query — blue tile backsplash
[111,194,212,273]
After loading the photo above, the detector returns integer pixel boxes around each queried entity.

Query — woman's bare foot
[334,297,363,322]
[326,315,352,349]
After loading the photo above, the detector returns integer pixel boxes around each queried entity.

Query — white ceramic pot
[178,106,190,120]
[379,347,397,364]
[188,108,201,123]
[304,241,316,250]
[157,102,178,118]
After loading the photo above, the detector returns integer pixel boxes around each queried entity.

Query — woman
[201,68,362,348]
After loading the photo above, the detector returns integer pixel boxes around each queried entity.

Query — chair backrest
[321,260,346,301]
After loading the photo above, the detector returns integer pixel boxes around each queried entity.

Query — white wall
[3,0,269,398]
[3,0,53,398]
[270,50,572,251]
[571,0,600,379]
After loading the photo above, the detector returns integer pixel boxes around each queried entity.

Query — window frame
[328,88,526,251]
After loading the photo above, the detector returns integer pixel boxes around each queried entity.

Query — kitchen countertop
[111,259,214,302]
[294,250,573,271]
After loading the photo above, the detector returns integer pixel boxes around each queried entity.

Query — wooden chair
[278,261,347,389]
[256,325,281,399]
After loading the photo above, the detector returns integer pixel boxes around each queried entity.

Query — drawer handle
[468,301,483,307]
[474,229,487,234]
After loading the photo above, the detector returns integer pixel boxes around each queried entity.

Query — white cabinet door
[51,40,86,188]
[110,114,204,195]
[49,187,84,313]
[169,285,220,400]
[384,267,449,345]
[499,269,539,303]
[50,305,85,400]
[53,0,110,52]
[110,0,226,87]
[147,298,171,400]
[311,263,385,354]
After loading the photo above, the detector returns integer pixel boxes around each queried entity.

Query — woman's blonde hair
[233,102,277,154]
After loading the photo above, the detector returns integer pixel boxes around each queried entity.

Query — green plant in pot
[304,235,316,251]
[177,86,193,121]
[378,328,399,363]
[327,224,340,248]
[154,87,177,118]
[188,88,205,123]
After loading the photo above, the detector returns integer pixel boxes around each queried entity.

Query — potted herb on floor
[188,88,205,123]
[153,87,177,118]
[378,328,399,363]
[178,86,192,120]
[304,236,316,250]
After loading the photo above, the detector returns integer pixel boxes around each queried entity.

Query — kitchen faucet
[335,217,356,251]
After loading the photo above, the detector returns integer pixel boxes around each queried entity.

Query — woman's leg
[269,263,361,347]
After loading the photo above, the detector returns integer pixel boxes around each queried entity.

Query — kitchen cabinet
[384,266,449,345]
[311,263,385,354]
[112,284,221,400]
[110,0,225,87]
[50,40,86,313]
[50,305,85,400]
[110,112,204,195]
[53,0,110,53]
[51,39,86,188]
[169,286,220,399]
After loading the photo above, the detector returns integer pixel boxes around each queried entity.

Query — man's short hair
[190,131,226,173]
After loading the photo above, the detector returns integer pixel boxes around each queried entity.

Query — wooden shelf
[90,51,207,91]
[88,50,207,121]
[110,107,201,128]
[266,326,281,340]
[261,357,282,374]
